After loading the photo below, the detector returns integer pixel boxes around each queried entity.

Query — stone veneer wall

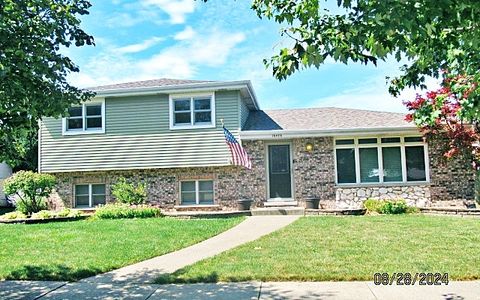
[48,140,268,211]
[335,185,431,209]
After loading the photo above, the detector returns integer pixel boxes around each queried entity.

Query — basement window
[180,180,214,205]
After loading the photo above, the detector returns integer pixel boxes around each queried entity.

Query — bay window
[335,136,428,184]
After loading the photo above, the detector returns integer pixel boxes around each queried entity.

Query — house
[39,79,476,210]
[0,162,12,206]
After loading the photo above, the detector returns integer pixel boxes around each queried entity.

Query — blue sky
[66,0,431,112]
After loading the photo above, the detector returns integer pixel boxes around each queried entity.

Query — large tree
[0,0,95,169]
[209,0,480,164]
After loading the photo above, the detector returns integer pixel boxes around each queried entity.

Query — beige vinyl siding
[40,91,240,172]
[240,99,250,129]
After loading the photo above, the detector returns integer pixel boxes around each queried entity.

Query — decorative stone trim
[420,207,480,217]
[335,185,431,209]
[305,208,366,216]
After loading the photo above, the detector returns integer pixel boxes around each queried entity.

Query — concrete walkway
[83,216,300,284]
[1,280,479,300]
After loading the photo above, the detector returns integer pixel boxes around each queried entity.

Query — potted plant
[305,197,320,209]
[237,199,253,211]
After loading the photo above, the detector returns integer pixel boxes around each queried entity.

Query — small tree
[3,171,57,214]
[404,74,480,168]
[111,177,147,205]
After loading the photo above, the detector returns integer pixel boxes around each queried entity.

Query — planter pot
[237,199,253,211]
[305,197,320,209]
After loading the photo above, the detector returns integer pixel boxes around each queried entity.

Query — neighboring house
[0,162,12,206]
[40,79,476,210]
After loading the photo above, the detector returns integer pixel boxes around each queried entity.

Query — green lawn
[156,215,480,283]
[0,216,244,281]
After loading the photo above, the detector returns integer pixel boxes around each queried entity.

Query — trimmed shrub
[3,171,56,215]
[94,203,161,219]
[363,199,409,214]
[111,177,147,205]
[1,211,27,220]
[31,210,54,219]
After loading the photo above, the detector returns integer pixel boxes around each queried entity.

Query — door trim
[265,141,295,201]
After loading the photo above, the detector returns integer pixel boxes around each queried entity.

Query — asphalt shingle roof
[243,107,413,131]
[89,78,216,91]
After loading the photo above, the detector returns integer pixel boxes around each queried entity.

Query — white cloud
[105,12,144,28]
[115,37,164,54]
[137,30,245,77]
[174,26,196,40]
[313,76,441,113]
[69,29,246,87]
[141,0,196,24]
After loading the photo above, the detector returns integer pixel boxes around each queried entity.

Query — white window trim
[169,93,216,130]
[180,179,215,205]
[74,183,106,208]
[334,136,430,186]
[62,98,106,135]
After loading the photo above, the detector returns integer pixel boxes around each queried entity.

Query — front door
[268,144,292,199]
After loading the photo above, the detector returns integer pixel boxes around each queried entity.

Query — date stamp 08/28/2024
[373,273,449,286]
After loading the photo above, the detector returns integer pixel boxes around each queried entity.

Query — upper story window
[335,136,429,185]
[62,99,105,135]
[169,93,215,130]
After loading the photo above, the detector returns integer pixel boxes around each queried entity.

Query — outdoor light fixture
[305,142,314,152]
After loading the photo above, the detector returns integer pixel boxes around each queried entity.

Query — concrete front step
[251,207,305,216]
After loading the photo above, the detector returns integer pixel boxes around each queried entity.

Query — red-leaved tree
[404,74,480,170]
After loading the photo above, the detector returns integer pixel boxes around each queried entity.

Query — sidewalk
[83,216,300,284]
[1,280,479,300]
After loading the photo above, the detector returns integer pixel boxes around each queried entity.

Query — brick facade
[292,137,336,205]
[48,137,476,210]
[428,140,476,206]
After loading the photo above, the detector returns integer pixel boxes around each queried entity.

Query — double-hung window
[170,94,215,129]
[335,136,428,184]
[63,100,105,135]
[180,180,214,205]
[74,184,106,208]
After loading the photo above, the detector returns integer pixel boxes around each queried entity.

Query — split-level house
[40,79,476,210]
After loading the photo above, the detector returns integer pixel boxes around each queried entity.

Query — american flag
[223,126,252,169]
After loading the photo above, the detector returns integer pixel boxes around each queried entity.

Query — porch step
[251,207,305,216]
[264,201,298,207]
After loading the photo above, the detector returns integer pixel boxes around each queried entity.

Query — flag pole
[220,118,224,127]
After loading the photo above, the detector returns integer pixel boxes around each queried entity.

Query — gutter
[89,80,260,110]
[240,126,420,140]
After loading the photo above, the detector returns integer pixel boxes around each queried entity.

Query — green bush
[364,199,384,213]
[56,208,82,218]
[94,203,161,219]
[1,211,27,220]
[31,210,54,219]
[380,200,408,214]
[111,177,147,205]
[363,199,409,214]
[56,208,72,217]
[3,171,56,215]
